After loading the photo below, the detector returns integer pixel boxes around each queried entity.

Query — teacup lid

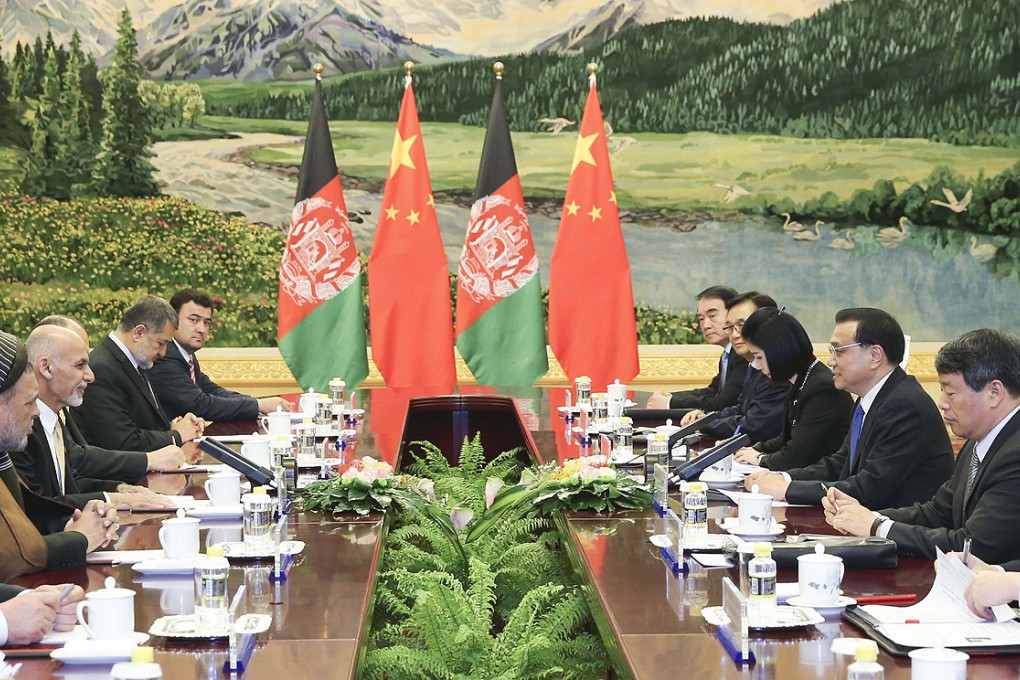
[832,638,875,656]
[90,575,134,598]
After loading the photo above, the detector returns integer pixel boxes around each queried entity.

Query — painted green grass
[204,116,1020,209]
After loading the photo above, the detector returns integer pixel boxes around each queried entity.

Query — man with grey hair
[72,296,205,452]
[825,329,1020,563]
[0,329,118,578]
[11,325,178,510]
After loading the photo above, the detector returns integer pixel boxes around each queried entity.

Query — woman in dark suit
[733,308,853,471]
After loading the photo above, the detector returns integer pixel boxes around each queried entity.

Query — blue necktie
[720,350,729,385]
[848,403,865,469]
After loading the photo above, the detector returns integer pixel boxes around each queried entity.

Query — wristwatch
[869,517,884,537]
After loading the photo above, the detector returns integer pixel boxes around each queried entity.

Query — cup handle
[839,563,845,583]
[259,415,269,432]
[204,479,213,498]
[158,526,168,552]
[76,601,93,638]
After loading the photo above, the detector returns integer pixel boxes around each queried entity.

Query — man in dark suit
[11,325,176,510]
[646,285,749,411]
[746,308,954,508]
[148,289,291,422]
[0,330,118,578]
[825,329,1020,562]
[681,292,789,444]
[72,296,205,453]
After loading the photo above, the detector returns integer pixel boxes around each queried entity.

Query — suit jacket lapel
[30,419,61,497]
[964,410,1020,516]
[851,368,906,473]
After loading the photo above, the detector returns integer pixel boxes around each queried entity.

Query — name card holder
[717,577,755,665]
[653,463,669,515]
[660,508,685,574]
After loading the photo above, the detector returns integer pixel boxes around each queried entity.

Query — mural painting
[1,0,1018,344]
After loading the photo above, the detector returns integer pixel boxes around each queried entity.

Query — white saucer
[699,473,744,486]
[51,632,149,665]
[132,558,196,575]
[719,517,785,538]
[187,503,244,520]
[786,595,856,612]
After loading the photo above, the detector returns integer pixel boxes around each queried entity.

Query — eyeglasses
[827,342,864,358]
[722,320,745,334]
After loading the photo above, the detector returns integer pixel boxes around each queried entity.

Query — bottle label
[750,576,776,598]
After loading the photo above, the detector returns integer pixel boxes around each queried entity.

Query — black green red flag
[455,71,548,386]
[278,75,369,390]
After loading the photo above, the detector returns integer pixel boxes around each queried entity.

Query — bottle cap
[855,641,878,662]
[132,646,155,664]
[753,542,772,558]
[689,482,704,493]
[207,545,225,558]
[254,486,268,495]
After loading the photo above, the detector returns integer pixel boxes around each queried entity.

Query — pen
[854,594,918,605]
[821,482,839,511]
[962,537,972,566]
[58,583,75,602]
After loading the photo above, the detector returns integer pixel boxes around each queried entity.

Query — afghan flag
[277,75,369,391]
[455,71,548,386]
[548,69,639,392]
[368,70,456,389]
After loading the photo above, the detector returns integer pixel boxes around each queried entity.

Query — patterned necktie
[187,355,197,383]
[138,368,158,404]
[52,414,66,491]
[719,350,729,385]
[963,444,980,506]
[848,402,865,469]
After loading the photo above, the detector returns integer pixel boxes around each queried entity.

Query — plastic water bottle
[683,481,708,544]
[647,432,668,467]
[194,546,230,634]
[615,417,634,461]
[242,486,274,554]
[748,542,777,627]
[847,641,884,679]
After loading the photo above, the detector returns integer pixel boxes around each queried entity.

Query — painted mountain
[0,0,837,80]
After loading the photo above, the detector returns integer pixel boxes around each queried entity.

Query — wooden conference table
[9,387,1020,679]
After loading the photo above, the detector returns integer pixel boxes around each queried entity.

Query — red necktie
[188,356,196,383]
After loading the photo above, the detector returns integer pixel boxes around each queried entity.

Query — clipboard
[842,604,1020,657]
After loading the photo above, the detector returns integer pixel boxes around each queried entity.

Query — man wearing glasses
[646,286,749,411]
[746,307,953,507]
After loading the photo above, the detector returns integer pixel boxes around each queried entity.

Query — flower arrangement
[299,456,409,516]
[467,455,653,542]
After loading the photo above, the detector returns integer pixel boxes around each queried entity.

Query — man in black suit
[148,289,291,422]
[0,330,118,577]
[825,329,1020,562]
[746,308,954,508]
[681,292,790,444]
[72,296,205,453]
[646,285,749,411]
[11,324,177,510]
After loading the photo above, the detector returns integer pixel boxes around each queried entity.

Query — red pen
[905,619,920,624]
[855,594,918,605]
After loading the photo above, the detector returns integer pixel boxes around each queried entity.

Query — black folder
[842,604,1020,657]
[668,433,749,485]
[199,437,275,486]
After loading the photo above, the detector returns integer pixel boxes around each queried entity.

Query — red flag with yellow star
[548,72,639,391]
[368,74,456,389]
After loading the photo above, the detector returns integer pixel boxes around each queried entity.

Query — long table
[9,387,1020,678]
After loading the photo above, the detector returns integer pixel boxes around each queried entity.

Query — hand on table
[681,410,706,427]
[181,441,203,464]
[0,590,59,644]
[110,485,175,510]
[258,397,292,415]
[66,500,119,551]
[646,392,671,409]
[147,445,186,471]
[171,413,205,442]
[744,471,788,501]
[33,584,85,631]
[733,446,762,465]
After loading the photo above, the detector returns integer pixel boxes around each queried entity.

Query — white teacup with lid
[76,576,136,640]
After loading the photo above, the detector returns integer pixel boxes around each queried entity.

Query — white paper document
[864,548,1017,624]
[692,553,733,568]
[876,621,1020,648]
[86,549,165,565]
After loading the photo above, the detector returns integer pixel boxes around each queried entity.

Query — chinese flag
[368,74,456,390]
[548,73,639,392]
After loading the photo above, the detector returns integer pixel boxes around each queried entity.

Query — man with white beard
[10,325,178,510]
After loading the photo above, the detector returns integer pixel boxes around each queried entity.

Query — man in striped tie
[148,289,291,422]
[825,329,1020,563]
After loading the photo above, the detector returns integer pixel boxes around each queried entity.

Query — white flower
[356,468,376,485]
[597,467,616,480]
[341,468,359,481]
[485,477,505,508]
